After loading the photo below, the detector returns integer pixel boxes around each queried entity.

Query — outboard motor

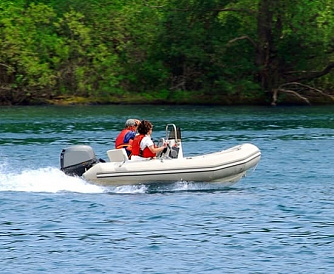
[60,145,97,176]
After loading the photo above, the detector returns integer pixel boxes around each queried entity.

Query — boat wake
[0,164,106,194]
[0,163,236,194]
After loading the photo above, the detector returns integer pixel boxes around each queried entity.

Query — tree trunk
[255,0,280,93]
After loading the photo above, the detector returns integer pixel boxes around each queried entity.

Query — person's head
[125,119,139,131]
[138,120,153,135]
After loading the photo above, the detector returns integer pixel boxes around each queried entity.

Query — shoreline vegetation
[2,89,334,106]
[1,1,333,106]
[22,91,334,106]
[41,93,268,106]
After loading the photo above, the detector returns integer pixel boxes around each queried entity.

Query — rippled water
[1,105,334,273]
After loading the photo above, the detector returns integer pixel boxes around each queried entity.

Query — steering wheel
[156,138,167,158]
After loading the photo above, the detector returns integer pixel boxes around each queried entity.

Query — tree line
[0,0,333,105]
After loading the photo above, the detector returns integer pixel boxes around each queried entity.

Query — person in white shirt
[131,120,166,160]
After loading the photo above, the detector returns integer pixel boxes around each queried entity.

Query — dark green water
[0,105,334,273]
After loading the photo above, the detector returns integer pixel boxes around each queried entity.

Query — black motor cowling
[60,145,97,176]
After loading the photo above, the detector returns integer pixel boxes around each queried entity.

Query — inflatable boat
[60,124,261,186]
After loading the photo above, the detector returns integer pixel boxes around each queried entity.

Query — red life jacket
[115,129,132,150]
[132,134,156,158]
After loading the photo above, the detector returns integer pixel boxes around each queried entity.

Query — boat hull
[83,143,261,186]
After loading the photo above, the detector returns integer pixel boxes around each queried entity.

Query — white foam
[0,166,106,194]
[110,184,148,194]
[171,181,234,191]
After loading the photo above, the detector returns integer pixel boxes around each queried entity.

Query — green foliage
[0,2,58,89]
[0,0,333,105]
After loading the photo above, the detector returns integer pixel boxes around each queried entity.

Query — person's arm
[143,136,167,154]
[147,144,166,154]
[123,131,136,143]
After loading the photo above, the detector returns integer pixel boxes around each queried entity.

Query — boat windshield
[166,124,181,141]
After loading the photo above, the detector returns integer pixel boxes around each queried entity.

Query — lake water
[1,105,334,273]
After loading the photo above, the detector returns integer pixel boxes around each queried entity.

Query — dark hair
[138,120,153,135]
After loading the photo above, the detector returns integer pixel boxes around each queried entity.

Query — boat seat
[107,149,128,162]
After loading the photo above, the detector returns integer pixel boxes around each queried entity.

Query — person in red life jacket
[131,120,167,160]
[115,118,140,157]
